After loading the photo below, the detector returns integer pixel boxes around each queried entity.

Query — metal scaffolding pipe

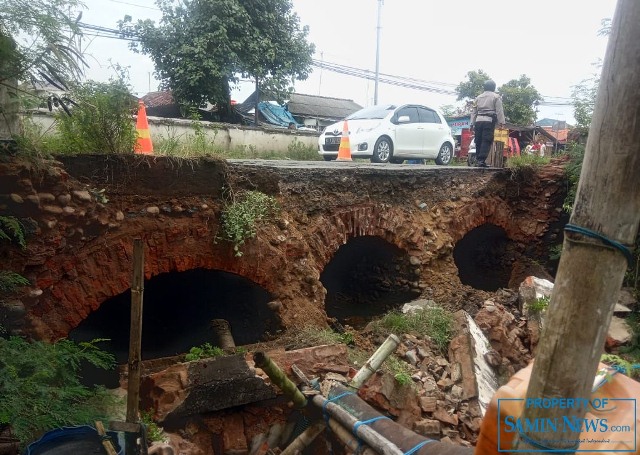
[253,351,307,409]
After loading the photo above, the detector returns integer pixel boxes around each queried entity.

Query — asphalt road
[226,159,499,171]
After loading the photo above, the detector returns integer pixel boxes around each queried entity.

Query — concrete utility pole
[373,0,383,105]
[514,0,640,452]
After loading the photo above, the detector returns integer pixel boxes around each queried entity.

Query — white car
[318,104,455,165]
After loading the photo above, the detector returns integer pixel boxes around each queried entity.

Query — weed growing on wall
[220,190,279,256]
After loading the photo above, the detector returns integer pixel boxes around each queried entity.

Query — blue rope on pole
[322,392,355,423]
[403,439,435,455]
[352,416,391,437]
[564,223,634,266]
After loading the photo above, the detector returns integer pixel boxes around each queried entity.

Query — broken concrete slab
[140,354,276,423]
[448,311,499,416]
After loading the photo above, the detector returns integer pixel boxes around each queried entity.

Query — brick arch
[27,220,287,341]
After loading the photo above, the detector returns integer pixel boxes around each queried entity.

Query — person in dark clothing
[470,80,505,167]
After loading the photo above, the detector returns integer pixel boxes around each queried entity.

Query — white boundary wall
[27,110,320,154]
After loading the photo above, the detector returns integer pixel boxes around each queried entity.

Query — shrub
[373,306,454,353]
[220,190,279,256]
[0,337,117,447]
[140,410,165,443]
[184,343,224,361]
[528,296,550,314]
[55,79,137,154]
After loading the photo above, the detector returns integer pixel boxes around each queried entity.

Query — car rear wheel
[435,143,453,165]
[389,157,404,164]
[371,137,392,163]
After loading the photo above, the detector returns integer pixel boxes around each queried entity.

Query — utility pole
[514,0,640,452]
[373,0,383,105]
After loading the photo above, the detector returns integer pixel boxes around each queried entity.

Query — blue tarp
[257,101,299,128]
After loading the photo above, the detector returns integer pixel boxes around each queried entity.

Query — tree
[455,69,493,101]
[120,0,315,121]
[498,75,542,126]
[570,18,610,137]
[0,0,86,140]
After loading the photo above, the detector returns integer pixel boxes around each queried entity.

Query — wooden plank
[108,421,141,433]
[126,238,145,455]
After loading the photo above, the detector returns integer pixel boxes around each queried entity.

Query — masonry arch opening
[320,235,422,328]
[69,268,280,385]
[453,223,514,292]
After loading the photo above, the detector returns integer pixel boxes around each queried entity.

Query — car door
[418,107,446,158]
[392,106,421,156]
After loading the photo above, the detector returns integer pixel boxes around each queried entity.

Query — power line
[74,21,578,105]
[99,0,161,11]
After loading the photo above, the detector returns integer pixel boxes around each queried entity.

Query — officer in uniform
[470,80,505,167]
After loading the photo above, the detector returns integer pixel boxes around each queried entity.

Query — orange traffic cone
[336,120,352,161]
[135,100,153,155]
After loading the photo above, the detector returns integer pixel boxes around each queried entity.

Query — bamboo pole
[95,421,118,455]
[280,422,325,455]
[514,1,640,452]
[210,319,236,349]
[253,351,307,409]
[349,334,400,389]
[126,239,145,455]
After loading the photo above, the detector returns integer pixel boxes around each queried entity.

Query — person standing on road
[470,80,505,167]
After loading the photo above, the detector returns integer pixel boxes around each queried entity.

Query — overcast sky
[79,0,618,123]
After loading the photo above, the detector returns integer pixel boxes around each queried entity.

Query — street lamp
[374,0,383,105]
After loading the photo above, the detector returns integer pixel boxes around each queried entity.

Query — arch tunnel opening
[453,223,514,292]
[69,268,280,387]
[321,236,422,328]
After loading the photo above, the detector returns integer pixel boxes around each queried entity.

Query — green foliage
[572,75,599,137]
[455,69,493,101]
[549,244,563,262]
[286,138,321,161]
[601,353,639,379]
[119,0,314,116]
[561,142,586,213]
[0,216,26,249]
[373,307,454,353]
[498,75,543,126]
[618,314,640,367]
[528,296,550,314]
[384,355,413,386]
[184,343,224,361]
[54,79,137,154]
[220,190,279,256]
[0,0,86,88]
[282,327,351,350]
[0,337,117,446]
[507,154,550,171]
[0,271,29,294]
[140,410,165,443]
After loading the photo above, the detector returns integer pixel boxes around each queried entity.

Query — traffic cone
[336,120,352,161]
[135,100,153,155]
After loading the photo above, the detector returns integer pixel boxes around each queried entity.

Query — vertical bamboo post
[514,0,640,452]
[126,238,145,455]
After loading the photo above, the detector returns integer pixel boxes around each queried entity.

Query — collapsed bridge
[0,155,566,354]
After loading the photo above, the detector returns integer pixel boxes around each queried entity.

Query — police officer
[470,80,505,167]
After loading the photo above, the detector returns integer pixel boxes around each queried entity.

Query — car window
[396,107,419,124]
[418,107,441,124]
